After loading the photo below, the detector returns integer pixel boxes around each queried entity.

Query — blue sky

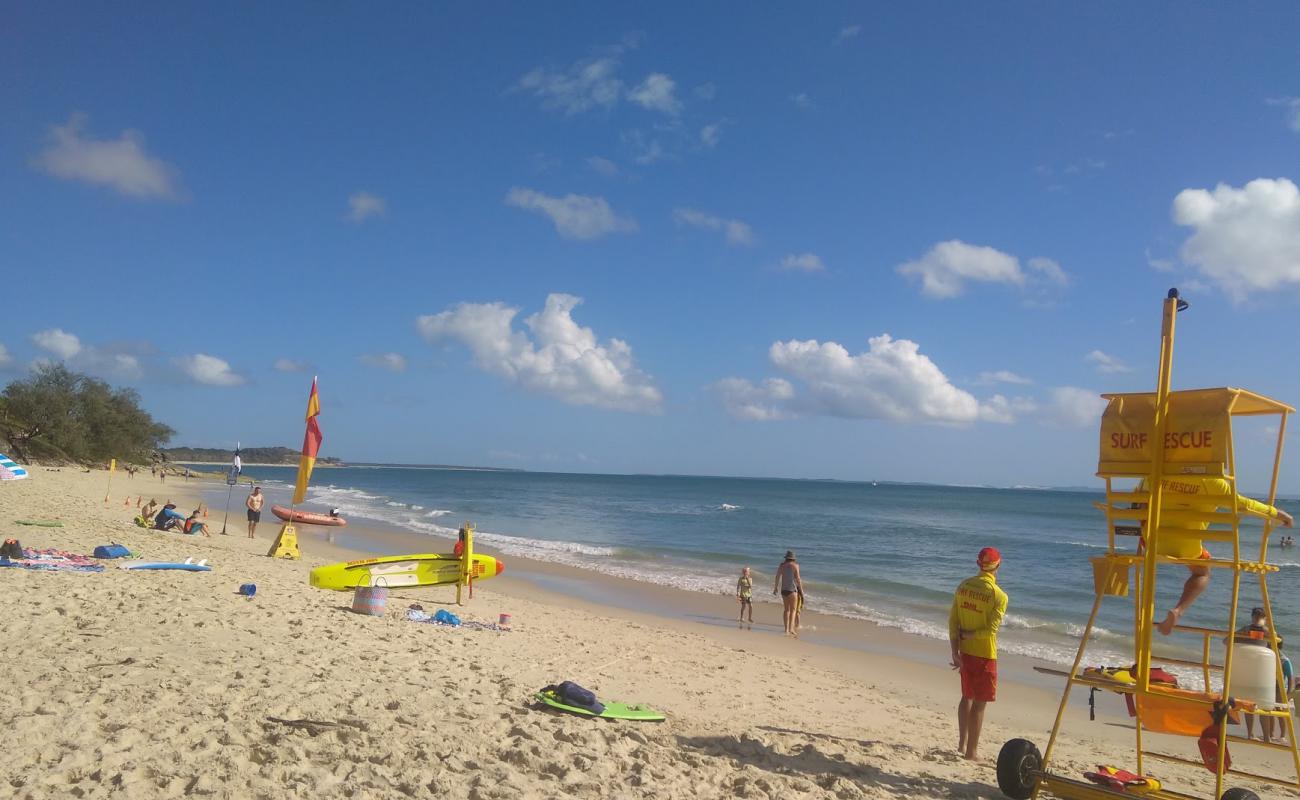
[3,3,1300,490]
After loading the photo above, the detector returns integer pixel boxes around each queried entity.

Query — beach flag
[291,377,322,505]
[227,443,242,485]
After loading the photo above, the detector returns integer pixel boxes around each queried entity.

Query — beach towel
[1082,765,1162,793]
[0,548,104,573]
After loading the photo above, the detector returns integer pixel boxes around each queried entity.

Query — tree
[0,363,174,464]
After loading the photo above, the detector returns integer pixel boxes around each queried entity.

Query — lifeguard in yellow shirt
[1139,476,1293,635]
[949,547,1009,761]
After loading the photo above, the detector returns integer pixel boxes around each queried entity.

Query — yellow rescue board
[309,553,504,591]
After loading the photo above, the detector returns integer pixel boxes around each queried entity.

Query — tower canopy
[1097,387,1293,478]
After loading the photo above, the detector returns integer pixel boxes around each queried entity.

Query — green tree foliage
[0,363,174,464]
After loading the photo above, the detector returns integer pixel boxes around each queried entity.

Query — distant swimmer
[949,547,1008,762]
[773,551,803,637]
[1136,477,1292,636]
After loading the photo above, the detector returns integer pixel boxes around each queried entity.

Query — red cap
[978,547,1001,571]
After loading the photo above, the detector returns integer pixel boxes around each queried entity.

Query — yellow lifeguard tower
[997,290,1297,800]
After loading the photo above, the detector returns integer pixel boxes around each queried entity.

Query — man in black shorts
[246,486,264,539]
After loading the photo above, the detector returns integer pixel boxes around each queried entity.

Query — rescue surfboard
[308,552,504,591]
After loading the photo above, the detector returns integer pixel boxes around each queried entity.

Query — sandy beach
[1,469,1285,799]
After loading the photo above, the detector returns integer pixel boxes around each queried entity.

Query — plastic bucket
[352,578,388,616]
[499,613,512,628]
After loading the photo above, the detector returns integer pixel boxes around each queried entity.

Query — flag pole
[220,442,241,535]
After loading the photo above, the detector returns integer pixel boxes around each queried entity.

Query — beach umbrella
[0,452,29,480]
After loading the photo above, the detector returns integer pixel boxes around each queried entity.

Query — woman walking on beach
[736,567,754,626]
[773,551,803,636]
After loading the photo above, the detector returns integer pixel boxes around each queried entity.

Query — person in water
[245,486,264,539]
[772,551,803,636]
[1136,477,1293,636]
[736,567,754,625]
[949,546,1009,762]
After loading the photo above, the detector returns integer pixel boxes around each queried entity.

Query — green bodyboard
[14,520,64,527]
[534,690,665,721]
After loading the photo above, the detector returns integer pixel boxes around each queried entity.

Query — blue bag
[93,544,131,559]
[433,609,461,626]
[555,681,604,715]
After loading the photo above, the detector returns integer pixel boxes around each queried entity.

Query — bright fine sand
[1,471,1287,799]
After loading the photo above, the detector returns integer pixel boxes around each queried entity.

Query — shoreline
[3,469,1287,798]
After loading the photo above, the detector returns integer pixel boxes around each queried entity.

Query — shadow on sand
[679,727,1002,799]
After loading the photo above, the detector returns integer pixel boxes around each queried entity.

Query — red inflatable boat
[270,505,348,526]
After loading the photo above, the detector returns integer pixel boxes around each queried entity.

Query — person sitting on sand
[1136,477,1292,636]
[949,547,1008,762]
[183,509,208,537]
[736,567,754,625]
[772,551,803,636]
[154,503,183,531]
[140,498,159,521]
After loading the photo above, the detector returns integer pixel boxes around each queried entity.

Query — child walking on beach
[736,567,754,625]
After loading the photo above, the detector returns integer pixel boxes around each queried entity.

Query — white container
[1227,645,1277,707]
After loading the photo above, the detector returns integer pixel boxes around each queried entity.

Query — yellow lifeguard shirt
[1141,477,1282,560]
[949,571,1009,660]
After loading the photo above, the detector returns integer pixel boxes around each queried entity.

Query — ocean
[191,465,1300,672]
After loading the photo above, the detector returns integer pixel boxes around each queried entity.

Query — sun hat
[977,547,1001,571]
[784,550,796,561]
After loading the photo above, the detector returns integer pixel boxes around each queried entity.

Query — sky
[3,3,1300,490]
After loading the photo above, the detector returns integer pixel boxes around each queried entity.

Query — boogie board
[309,552,504,590]
[119,559,211,572]
[534,690,665,722]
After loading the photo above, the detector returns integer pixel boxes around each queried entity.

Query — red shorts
[960,654,997,702]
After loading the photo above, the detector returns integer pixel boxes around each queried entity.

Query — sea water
[196,465,1300,670]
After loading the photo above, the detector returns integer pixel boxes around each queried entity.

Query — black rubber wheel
[1221,789,1260,800]
[996,738,1041,800]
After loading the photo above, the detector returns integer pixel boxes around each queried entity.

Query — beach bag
[351,576,388,616]
[94,544,131,559]
[552,681,604,715]
[433,609,461,626]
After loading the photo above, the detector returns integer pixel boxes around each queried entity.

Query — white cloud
[836,25,862,43]
[174,354,246,387]
[29,329,143,379]
[672,208,755,246]
[700,123,723,149]
[346,191,387,223]
[359,352,408,372]
[1266,97,1300,133]
[1085,350,1131,374]
[417,293,661,413]
[1171,178,1300,299]
[712,378,795,421]
[1044,386,1106,428]
[517,57,624,115]
[586,156,620,177]
[718,334,1021,425]
[779,253,826,272]
[1145,248,1175,272]
[628,73,681,115]
[623,129,668,165]
[976,370,1032,386]
[790,93,814,110]
[694,83,717,101]
[0,344,13,369]
[273,358,310,373]
[31,328,82,360]
[505,187,637,240]
[33,114,179,199]
[897,240,1069,299]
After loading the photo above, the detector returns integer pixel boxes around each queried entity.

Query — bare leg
[1262,716,1274,743]
[964,700,987,760]
[957,697,971,754]
[782,593,797,635]
[1245,715,1257,740]
[747,602,754,623]
[1158,566,1210,635]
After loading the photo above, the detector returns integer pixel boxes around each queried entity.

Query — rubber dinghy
[271,505,347,526]
[310,552,503,590]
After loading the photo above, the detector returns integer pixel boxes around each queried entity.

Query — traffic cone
[124,498,130,506]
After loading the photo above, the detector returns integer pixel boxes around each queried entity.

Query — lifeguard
[1139,475,1294,635]
[949,546,1009,761]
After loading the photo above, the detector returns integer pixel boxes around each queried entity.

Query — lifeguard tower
[996,290,1297,800]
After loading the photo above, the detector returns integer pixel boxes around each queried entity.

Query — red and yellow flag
[292,377,322,505]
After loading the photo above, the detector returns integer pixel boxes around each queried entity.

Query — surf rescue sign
[1098,390,1231,476]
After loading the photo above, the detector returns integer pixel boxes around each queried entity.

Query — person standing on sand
[949,546,1008,761]
[246,486,264,539]
[772,551,803,636]
[736,567,754,625]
